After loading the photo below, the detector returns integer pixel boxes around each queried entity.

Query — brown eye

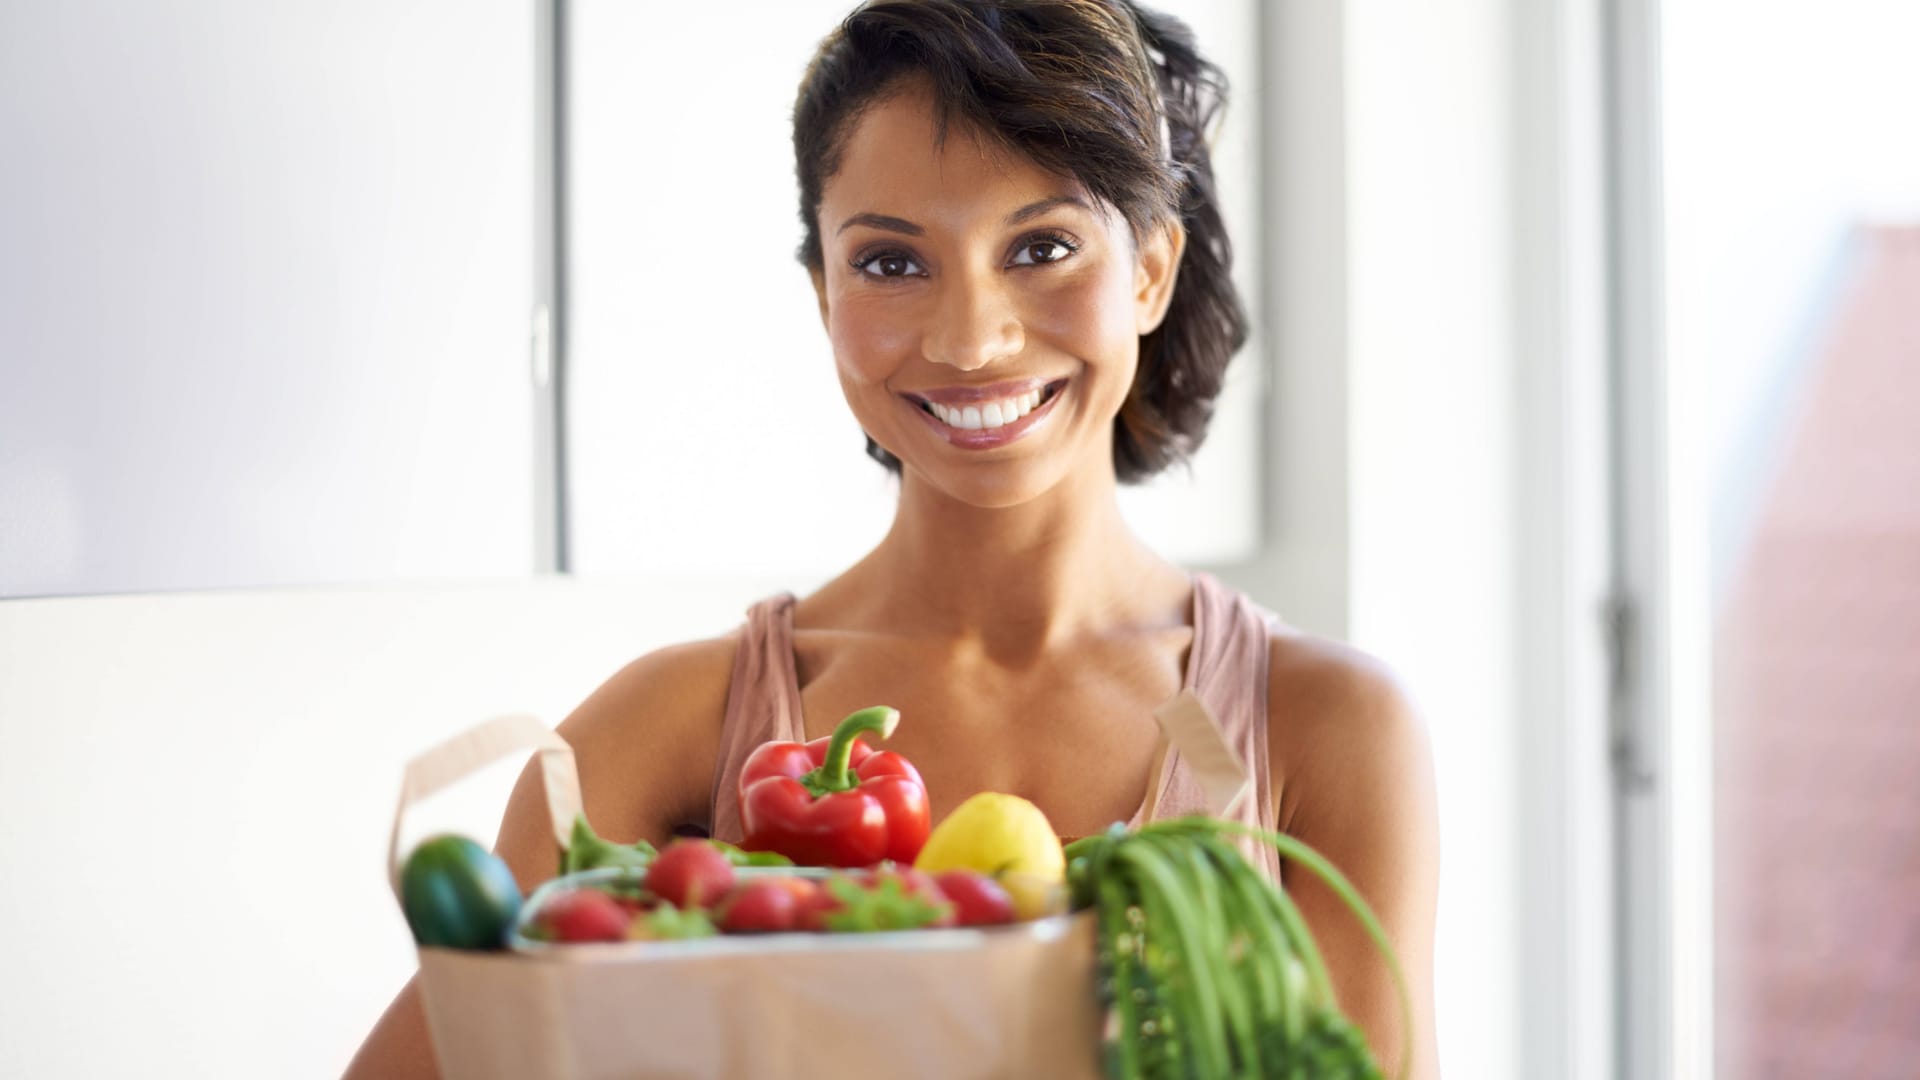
[851,250,924,279]
[1009,233,1080,267]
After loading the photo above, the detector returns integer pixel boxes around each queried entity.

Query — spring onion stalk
[1065,815,1410,1080]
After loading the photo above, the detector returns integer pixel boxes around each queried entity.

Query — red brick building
[1714,226,1920,1080]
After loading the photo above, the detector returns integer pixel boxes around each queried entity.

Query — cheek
[1029,269,1137,355]
[826,291,917,388]
[1028,266,1142,399]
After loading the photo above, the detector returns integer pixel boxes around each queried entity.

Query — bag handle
[1153,689,1251,819]
[387,714,581,902]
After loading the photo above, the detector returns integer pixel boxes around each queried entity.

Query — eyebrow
[835,195,1093,237]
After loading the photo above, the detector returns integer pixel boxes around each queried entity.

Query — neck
[855,451,1186,655]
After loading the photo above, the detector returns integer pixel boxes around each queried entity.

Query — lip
[903,377,1061,407]
[904,378,1068,451]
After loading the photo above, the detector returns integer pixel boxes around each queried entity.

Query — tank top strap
[707,593,806,845]
[1145,572,1285,883]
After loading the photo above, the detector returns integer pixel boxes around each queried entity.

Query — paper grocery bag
[417,915,1100,1080]
[394,716,1104,1080]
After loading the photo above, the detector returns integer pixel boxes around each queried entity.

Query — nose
[921,267,1024,372]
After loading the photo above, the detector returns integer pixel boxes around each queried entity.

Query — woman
[349,1,1439,1075]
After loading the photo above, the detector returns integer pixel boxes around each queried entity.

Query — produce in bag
[399,835,521,950]
[737,705,931,866]
[1067,816,1410,1080]
[914,790,1068,920]
[392,712,1408,1079]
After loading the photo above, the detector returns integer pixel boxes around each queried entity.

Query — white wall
[1343,3,1521,1080]
[0,0,540,598]
[0,578,778,1077]
[1225,3,1536,1078]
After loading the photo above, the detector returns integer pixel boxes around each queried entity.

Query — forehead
[821,83,1090,229]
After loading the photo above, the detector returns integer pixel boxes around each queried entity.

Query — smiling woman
[793,0,1244,490]
[348,2,1439,1077]
[807,78,1187,509]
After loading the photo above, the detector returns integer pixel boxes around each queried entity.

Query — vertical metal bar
[1602,0,1695,1076]
[1604,0,1652,1068]
[1251,0,1280,550]
[531,0,570,575]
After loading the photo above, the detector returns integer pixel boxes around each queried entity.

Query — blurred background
[1,1,1913,1077]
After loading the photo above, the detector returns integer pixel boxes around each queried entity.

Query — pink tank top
[706,571,1285,883]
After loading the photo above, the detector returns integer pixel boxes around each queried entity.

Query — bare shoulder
[555,634,740,775]
[491,633,741,889]
[1263,631,1442,1076]
[1263,630,1434,833]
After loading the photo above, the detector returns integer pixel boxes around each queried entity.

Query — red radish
[933,870,1017,926]
[536,889,631,943]
[767,876,823,917]
[718,879,800,933]
[804,866,957,931]
[793,878,841,932]
[873,866,956,927]
[646,839,737,910]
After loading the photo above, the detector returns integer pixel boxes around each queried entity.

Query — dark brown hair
[793,0,1249,483]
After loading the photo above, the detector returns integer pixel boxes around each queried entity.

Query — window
[1665,5,1920,1076]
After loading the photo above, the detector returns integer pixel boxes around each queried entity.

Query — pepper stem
[803,706,899,795]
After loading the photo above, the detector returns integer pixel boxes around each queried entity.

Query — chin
[902,456,1071,511]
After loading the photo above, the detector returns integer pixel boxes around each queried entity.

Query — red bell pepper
[737,706,931,868]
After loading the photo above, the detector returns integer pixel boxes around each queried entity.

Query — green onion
[1065,815,1407,1080]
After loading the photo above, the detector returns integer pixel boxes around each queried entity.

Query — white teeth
[926,388,1053,430]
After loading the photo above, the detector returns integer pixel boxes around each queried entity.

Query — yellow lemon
[915,793,1066,918]
[996,871,1069,921]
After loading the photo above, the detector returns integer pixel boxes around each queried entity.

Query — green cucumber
[401,834,522,950]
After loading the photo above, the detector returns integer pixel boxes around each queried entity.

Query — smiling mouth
[911,380,1067,431]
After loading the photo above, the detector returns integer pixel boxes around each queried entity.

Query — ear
[808,267,830,330]
[1133,218,1187,336]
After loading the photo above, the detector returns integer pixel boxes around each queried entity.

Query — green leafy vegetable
[560,814,656,876]
[819,872,949,933]
[1064,816,1409,1080]
[631,902,717,942]
[707,838,795,868]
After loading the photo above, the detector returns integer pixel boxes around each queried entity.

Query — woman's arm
[342,636,738,1080]
[1267,635,1442,1079]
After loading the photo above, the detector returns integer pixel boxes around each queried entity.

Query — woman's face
[810,81,1183,510]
